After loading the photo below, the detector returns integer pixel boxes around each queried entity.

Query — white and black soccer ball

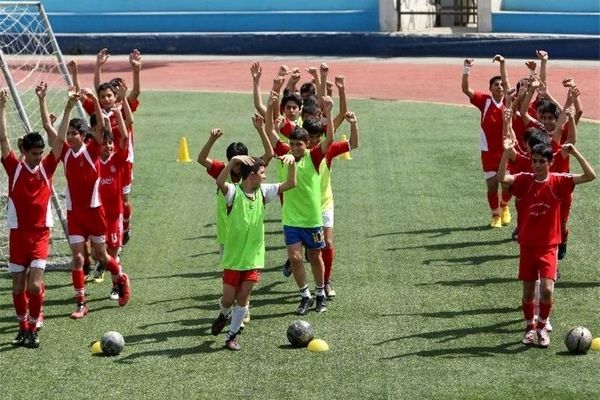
[100,331,125,356]
[286,320,315,348]
[564,326,592,354]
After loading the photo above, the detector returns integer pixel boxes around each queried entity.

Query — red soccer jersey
[1,152,58,228]
[206,159,225,180]
[470,92,504,156]
[509,151,532,174]
[274,141,325,170]
[60,141,102,211]
[512,173,574,247]
[99,148,127,219]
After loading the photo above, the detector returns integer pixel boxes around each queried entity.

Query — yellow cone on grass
[307,338,329,352]
[591,337,600,351]
[336,134,352,160]
[90,341,102,354]
[177,137,192,163]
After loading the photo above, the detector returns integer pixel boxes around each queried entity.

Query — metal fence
[397,0,478,31]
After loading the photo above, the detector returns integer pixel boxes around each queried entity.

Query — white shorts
[483,170,497,180]
[68,234,106,245]
[8,259,46,273]
[322,209,334,228]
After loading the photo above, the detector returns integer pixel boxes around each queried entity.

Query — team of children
[463,51,596,348]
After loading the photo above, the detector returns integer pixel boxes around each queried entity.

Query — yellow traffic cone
[177,137,192,163]
[337,134,352,160]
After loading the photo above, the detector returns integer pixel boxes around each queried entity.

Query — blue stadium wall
[36,0,600,59]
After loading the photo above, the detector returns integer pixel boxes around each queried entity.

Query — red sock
[487,192,500,215]
[123,202,132,232]
[500,190,511,207]
[27,291,42,332]
[322,246,335,282]
[105,255,122,277]
[12,292,28,330]
[71,269,86,303]
[522,302,535,330]
[537,302,553,329]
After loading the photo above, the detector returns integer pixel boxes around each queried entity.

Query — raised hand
[209,128,224,140]
[251,113,265,130]
[35,81,48,99]
[96,48,109,67]
[562,77,575,88]
[326,81,333,96]
[289,68,301,85]
[67,60,78,74]
[561,143,575,154]
[492,54,505,63]
[231,155,255,166]
[306,66,318,79]
[277,65,290,77]
[0,89,8,106]
[279,154,295,165]
[536,50,548,61]
[463,58,475,67]
[344,111,357,124]
[334,75,345,89]
[129,49,142,71]
[319,63,329,78]
[322,95,334,114]
[525,61,537,72]
[250,62,262,82]
[79,87,95,98]
[267,90,279,107]
[116,82,128,100]
[272,76,285,92]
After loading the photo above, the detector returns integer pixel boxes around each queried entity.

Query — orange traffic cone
[337,134,352,160]
[177,137,192,163]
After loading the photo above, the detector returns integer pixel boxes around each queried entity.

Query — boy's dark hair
[523,128,549,148]
[289,126,310,142]
[97,82,117,95]
[240,157,265,180]
[109,77,125,88]
[280,93,302,112]
[102,128,114,143]
[536,100,560,119]
[226,142,248,161]
[302,117,324,136]
[489,75,502,87]
[301,102,320,119]
[531,143,553,162]
[69,118,92,137]
[300,82,316,97]
[22,131,44,151]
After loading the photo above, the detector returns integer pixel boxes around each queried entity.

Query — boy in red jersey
[497,139,595,348]
[51,88,131,318]
[462,57,512,228]
[0,90,59,348]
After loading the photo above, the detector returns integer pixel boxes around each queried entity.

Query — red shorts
[222,269,261,287]
[67,207,107,244]
[9,228,50,272]
[121,162,133,194]
[481,151,502,175]
[105,214,123,249]
[519,245,558,281]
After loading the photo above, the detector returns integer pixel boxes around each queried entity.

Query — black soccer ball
[565,326,592,354]
[100,331,125,356]
[286,320,315,348]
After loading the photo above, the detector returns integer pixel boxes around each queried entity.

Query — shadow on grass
[416,277,515,287]
[382,340,530,359]
[368,225,490,239]
[423,254,517,266]
[555,281,600,289]
[383,306,520,319]
[189,250,220,257]
[386,238,513,252]
[183,234,217,241]
[116,340,220,363]
[374,319,523,346]
[135,270,221,281]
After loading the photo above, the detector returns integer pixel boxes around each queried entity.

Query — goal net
[0,1,80,269]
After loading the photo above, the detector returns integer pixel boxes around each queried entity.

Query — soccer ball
[564,326,592,354]
[286,320,315,348]
[100,331,125,356]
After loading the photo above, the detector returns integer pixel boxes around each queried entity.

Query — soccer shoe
[500,206,511,225]
[110,287,120,300]
[315,295,328,313]
[25,330,39,349]
[211,313,228,336]
[243,308,251,324]
[296,296,314,316]
[282,259,292,277]
[537,328,550,348]
[546,319,553,332]
[117,273,131,306]
[490,215,502,229]
[558,242,567,260]
[12,329,27,346]
[70,302,89,319]
[325,282,336,299]
[225,335,241,351]
[522,329,537,346]
[91,263,105,283]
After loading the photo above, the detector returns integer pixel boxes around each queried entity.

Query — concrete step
[492,11,600,35]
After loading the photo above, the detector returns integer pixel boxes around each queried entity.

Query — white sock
[299,285,311,298]
[228,305,247,336]
[219,298,232,317]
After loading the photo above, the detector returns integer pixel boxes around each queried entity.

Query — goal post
[0,1,84,268]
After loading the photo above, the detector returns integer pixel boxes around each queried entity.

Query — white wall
[478,0,502,32]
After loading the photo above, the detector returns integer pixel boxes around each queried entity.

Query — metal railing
[397,0,478,31]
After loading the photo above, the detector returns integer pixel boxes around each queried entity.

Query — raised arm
[52,88,80,159]
[497,135,515,185]
[116,82,134,127]
[493,54,511,92]
[502,108,517,162]
[563,78,583,124]
[35,81,58,146]
[80,88,104,144]
[520,78,539,125]
[264,91,280,148]
[277,154,297,193]
[0,89,11,159]
[564,144,596,184]
[128,49,142,102]
[285,68,301,95]
[345,111,359,150]
[67,60,81,92]
[112,104,129,150]
[94,48,109,91]
[250,62,266,118]
[332,75,348,130]
[270,75,285,122]
[306,66,320,96]
[197,128,223,169]
[536,50,548,84]
[320,96,334,154]
[318,63,329,100]
[216,155,254,195]
[251,112,274,165]
[461,59,475,100]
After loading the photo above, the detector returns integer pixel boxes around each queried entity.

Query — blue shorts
[283,226,325,249]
